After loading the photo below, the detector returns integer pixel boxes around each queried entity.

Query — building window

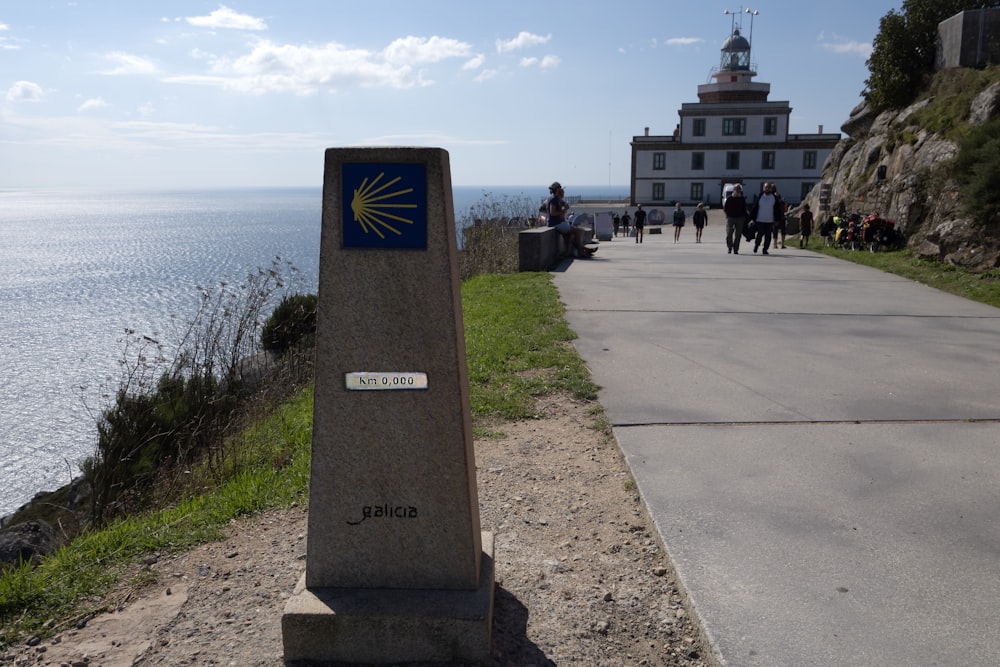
[764,117,778,135]
[722,118,746,136]
[693,118,706,136]
[761,151,776,170]
[726,151,740,170]
[691,183,704,201]
[803,151,817,169]
[691,152,705,170]
[653,152,666,170]
[652,183,665,201]
[800,182,815,201]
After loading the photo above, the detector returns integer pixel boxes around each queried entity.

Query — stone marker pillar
[282,147,494,665]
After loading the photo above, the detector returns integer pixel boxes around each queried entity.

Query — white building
[630,18,840,207]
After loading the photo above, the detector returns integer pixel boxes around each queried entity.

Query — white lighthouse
[630,10,840,206]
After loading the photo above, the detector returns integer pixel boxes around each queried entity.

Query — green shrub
[954,117,1000,227]
[261,293,317,353]
[457,190,535,280]
[864,1,994,112]
[459,224,519,279]
[84,369,235,524]
[82,260,305,526]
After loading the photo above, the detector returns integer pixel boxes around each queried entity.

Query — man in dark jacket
[723,184,748,254]
[633,204,647,244]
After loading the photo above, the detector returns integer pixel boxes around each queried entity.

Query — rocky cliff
[801,77,1000,272]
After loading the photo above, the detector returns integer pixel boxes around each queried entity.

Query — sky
[0,0,902,190]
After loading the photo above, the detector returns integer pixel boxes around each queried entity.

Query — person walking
[723,184,748,254]
[621,210,631,238]
[633,204,646,244]
[693,203,707,243]
[613,212,621,237]
[672,202,686,243]
[750,182,783,255]
[772,186,788,248]
[799,203,814,248]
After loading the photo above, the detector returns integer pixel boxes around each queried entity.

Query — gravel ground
[3,395,712,667]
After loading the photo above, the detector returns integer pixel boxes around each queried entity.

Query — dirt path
[5,396,711,666]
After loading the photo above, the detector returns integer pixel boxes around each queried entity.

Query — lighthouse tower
[698,22,770,104]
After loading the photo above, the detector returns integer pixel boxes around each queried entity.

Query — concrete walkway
[552,212,1000,666]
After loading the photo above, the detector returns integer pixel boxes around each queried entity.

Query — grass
[0,272,597,647]
[906,65,1000,142]
[0,391,314,643]
[462,272,598,419]
[805,239,1000,309]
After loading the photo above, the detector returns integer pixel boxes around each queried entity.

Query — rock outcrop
[0,477,91,567]
[0,520,56,567]
[802,83,1000,272]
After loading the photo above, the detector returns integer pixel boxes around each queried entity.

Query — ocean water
[0,185,627,518]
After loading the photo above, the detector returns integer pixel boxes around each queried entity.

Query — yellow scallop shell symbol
[350,172,417,239]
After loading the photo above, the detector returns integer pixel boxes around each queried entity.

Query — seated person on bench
[546,181,592,258]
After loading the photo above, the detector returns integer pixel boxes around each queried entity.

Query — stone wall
[937,9,1000,70]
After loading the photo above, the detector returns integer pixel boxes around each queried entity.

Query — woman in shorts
[672,202,686,244]
[693,203,707,243]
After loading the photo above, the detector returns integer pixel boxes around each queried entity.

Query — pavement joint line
[578,277,916,284]
[568,308,1000,319]
[612,418,1000,427]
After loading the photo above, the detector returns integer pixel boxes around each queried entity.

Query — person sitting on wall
[546,182,590,258]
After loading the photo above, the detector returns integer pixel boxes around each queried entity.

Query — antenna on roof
[745,8,759,51]
[723,7,738,36]
[723,7,759,34]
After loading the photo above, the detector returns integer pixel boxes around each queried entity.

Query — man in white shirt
[751,182,783,255]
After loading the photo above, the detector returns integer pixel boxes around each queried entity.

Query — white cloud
[0,107,330,157]
[168,37,474,95]
[362,131,506,147]
[496,31,550,53]
[382,36,472,65]
[77,97,108,112]
[6,81,44,103]
[463,54,485,70]
[0,22,20,50]
[110,120,329,152]
[821,40,873,58]
[138,102,156,118]
[99,52,156,75]
[519,54,559,70]
[473,69,498,83]
[666,37,703,46]
[185,5,267,31]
